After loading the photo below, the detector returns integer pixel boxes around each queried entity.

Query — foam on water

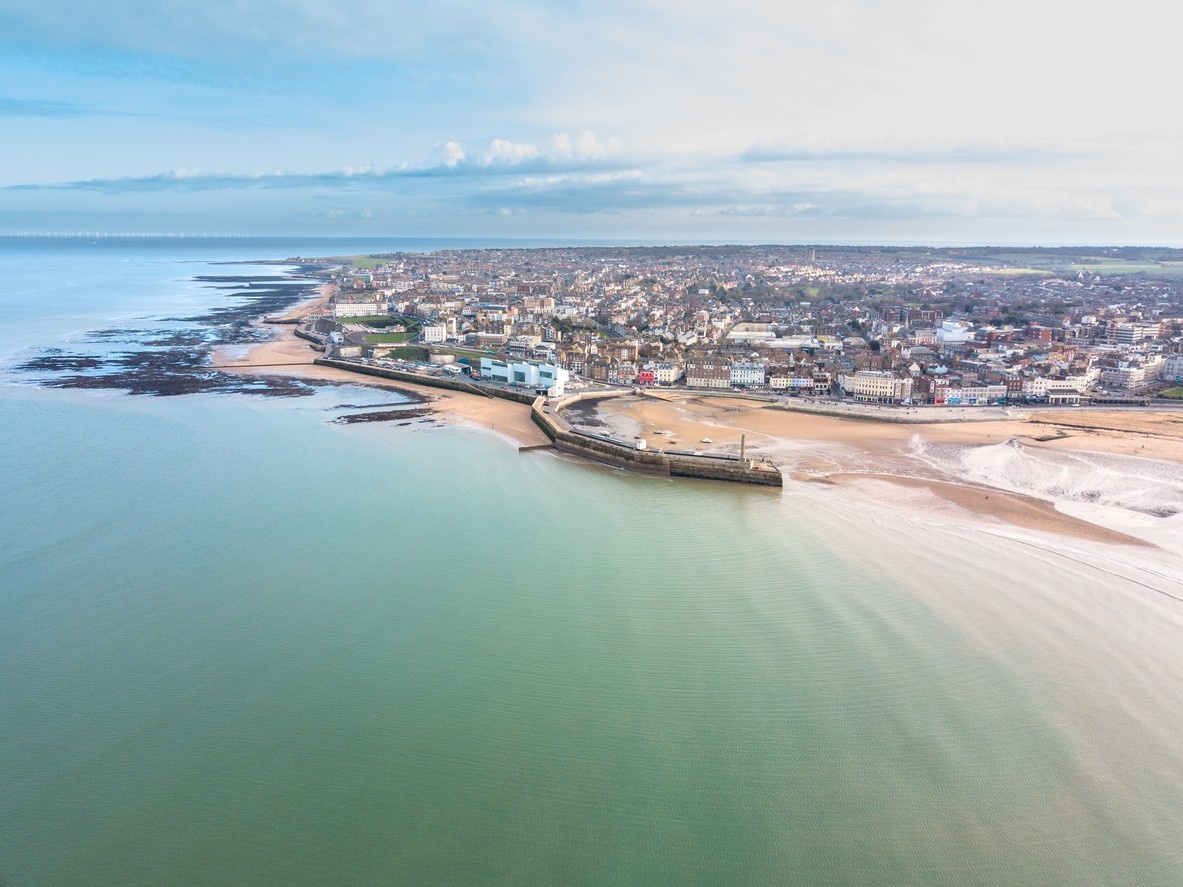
[902,433,1183,547]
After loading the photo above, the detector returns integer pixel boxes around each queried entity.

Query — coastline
[212,308,550,448]
[213,300,1183,549]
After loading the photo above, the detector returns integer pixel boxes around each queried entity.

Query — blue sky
[2,1,1179,244]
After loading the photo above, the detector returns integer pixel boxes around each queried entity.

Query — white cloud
[549,133,573,157]
[442,141,466,168]
[483,139,540,166]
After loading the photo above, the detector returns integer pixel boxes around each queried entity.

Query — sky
[2,0,1179,244]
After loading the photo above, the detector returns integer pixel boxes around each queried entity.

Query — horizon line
[2,233,1182,251]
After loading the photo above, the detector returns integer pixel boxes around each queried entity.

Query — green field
[1069,258,1183,277]
[1160,387,1183,399]
[980,267,1051,277]
[345,255,385,269]
[337,316,397,325]
[365,331,416,344]
[985,253,1183,278]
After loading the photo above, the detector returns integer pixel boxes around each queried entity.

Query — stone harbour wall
[533,393,782,487]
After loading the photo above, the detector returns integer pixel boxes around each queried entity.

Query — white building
[842,371,912,404]
[1162,353,1183,383]
[479,358,569,395]
[948,383,1007,405]
[936,320,973,346]
[652,362,682,385]
[1024,371,1096,399]
[730,361,766,388]
[332,299,386,318]
[726,324,775,344]
[422,324,447,344]
[1100,357,1163,391]
[770,375,816,392]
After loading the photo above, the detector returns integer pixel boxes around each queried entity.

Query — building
[608,362,637,385]
[479,358,569,395]
[652,362,682,385]
[1162,353,1183,383]
[1113,322,1159,345]
[842,371,913,404]
[422,324,447,344]
[769,374,816,393]
[1100,358,1163,391]
[952,383,1007,405]
[730,361,766,388]
[685,360,731,389]
[332,299,387,318]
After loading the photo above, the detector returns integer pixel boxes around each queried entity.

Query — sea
[2,237,1182,885]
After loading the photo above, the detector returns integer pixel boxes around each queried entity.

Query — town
[293,244,1183,407]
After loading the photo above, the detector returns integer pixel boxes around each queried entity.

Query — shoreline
[585,393,1183,548]
[213,315,550,448]
[213,296,1183,548]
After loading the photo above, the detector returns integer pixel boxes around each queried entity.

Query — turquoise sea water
[2,239,1182,885]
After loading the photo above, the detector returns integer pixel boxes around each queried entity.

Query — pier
[532,391,782,487]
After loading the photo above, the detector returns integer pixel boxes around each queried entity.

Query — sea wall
[313,358,535,404]
[294,329,326,349]
[533,393,782,487]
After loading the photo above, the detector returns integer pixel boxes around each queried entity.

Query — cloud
[738,140,1076,167]
[7,131,633,194]
[484,139,540,166]
[550,131,621,160]
[441,141,466,168]
[5,135,1170,241]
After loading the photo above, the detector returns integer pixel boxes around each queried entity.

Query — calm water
[2,239,1182,885]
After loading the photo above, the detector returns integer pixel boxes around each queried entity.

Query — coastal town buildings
[311,244,1183,407]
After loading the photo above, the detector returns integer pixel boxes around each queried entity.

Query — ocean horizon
[2,237,1182,885]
